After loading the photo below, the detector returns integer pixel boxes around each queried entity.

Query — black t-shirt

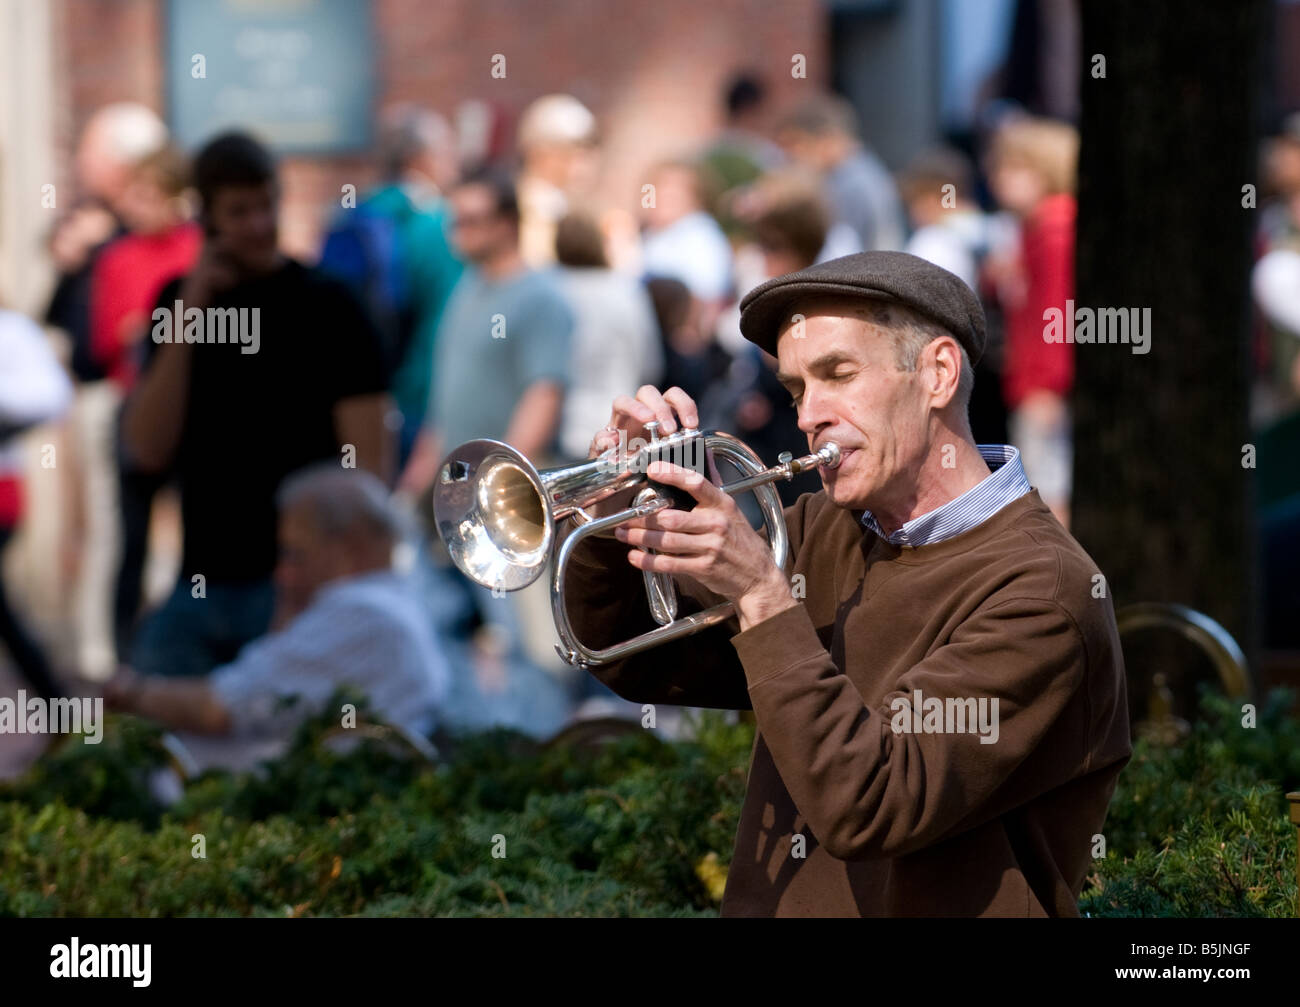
[146,259,386,582]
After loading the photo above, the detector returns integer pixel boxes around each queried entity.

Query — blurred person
[1252,116,1300,413]
[397,166,574,684]
[898,147,990,291]
[721,177,833,504]
[516,94,600,268]
[701,73,786,235]
[89,145,201,662]
[43,103,168,678]
[1253,244,1300,402]
[645,275,731,416]
[553,209,663,460]
[900,147,1008,446]
[46,103,169,385]
[0,298,74,698]
[775,95,907,254]
[1258,113,1300,253]
[640,159,733,301]
[105,465,448,766]
[723,169,862,330]
[640,159,734,353]
[986,116,1078,527]
[90,146,201,386]
[319,104,465,468]
[400,166,574,487]
[121,131,392,679]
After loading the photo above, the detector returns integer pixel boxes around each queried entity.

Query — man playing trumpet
[562,251,1131,917]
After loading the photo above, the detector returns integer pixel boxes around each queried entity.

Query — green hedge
[0,689,1295,917]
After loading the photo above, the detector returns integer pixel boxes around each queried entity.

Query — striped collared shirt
[860,444,1032,548]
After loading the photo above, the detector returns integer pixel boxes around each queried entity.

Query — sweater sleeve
[731,592,1092,861]
[558,490,816,709]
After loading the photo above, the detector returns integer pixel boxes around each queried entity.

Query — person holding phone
[121,132,394,679]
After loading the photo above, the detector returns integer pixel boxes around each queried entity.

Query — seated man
[565,251,1131,917]
[106,465,449,759]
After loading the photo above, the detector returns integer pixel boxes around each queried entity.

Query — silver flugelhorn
[432,422,840,667]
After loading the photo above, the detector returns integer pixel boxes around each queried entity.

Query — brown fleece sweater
[560,489,1131,917]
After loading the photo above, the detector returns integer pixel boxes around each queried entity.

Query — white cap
[517,94,596,149]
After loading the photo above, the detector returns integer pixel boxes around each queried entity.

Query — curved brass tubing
[1115,601,1252,698]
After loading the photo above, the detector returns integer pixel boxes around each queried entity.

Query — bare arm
[108,671,233,735]
[334,392,395,483]
[121,340,193,472]
[396,427,443,496]
[121,241,239,472]
[396,378,562,498]
[502,379,565,462]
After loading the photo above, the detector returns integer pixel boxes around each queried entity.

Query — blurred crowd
[2,72,1296,770]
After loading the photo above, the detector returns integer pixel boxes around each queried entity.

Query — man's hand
[585,384,701,522]
[589,384,701,459]
[103,666,142,713]
[102,665,232,735]
[613,459,795,631]
[177,236,242,309]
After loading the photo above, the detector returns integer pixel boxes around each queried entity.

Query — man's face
[449,183,514,263]
[205,181,280,273]
[989,159,1046,217]
[775,303,931,512]
[117,170,175,235]
[775,128,836,172]
[76,120,131,205]
[273,506,351,621]
[641,166,698,230]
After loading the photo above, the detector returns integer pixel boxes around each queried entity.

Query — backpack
[318,200,416,379]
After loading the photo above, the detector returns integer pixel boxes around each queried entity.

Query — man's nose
[795,386,832,438]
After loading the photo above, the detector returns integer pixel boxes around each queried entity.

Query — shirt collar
[860,444,1031,548]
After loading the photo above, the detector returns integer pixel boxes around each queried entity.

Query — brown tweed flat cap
[738,251,986,365]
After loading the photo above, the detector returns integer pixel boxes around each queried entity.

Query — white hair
[87,102,168,166]
[276,464,406,545]
[378,103,453,179]
[517,94,596,149]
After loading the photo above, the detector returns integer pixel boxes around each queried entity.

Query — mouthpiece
[783,441,840,477]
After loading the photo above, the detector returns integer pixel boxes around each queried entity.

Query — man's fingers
[626,548,701,575]
[647,460,725,505]
[615,526,718,555]
[611,393,655,428]
[661,386,700,430]
[588,428,620,458]
[609,386,700,439]
[635,384,677,433]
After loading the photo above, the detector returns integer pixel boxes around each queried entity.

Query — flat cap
[738,251,986,365]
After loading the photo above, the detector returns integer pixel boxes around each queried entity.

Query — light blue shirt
[860,444,1032,547]
[430,266,574,453]
[210,570,450,740]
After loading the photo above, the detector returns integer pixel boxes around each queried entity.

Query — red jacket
[90,222,201,387]
[1001,193,1076,409]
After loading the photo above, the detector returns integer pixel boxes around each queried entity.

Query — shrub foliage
[0,689,1295,916]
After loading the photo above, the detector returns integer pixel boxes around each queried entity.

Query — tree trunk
[1073,0,1265,679]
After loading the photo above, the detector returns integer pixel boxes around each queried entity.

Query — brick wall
[53,0,827,258]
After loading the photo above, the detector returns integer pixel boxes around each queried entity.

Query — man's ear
[925,337,962,408]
